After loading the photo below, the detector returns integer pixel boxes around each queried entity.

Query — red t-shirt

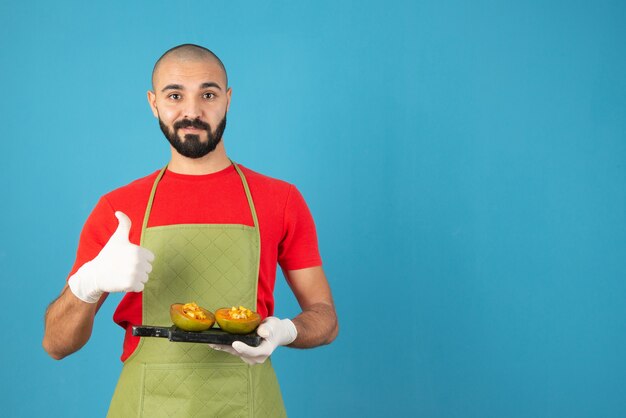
[67,164,322,361]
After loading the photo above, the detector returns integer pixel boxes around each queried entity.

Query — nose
[183,97,203,120]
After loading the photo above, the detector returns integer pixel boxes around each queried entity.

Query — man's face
[148,59,231,159]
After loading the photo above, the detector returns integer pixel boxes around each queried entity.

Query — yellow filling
[229,306,253,320]
[182,302,207,320]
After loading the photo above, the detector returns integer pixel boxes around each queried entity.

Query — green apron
[107,163,287,418]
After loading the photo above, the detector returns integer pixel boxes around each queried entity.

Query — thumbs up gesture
[68,211,155,303]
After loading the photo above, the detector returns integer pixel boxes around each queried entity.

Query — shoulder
[101,170,161,208]
[81,170,162,244]
[237,164,313,219]
[238,165,295,197]
[238,165,292,187]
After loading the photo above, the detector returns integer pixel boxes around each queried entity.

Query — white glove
[68,211,155,303]
[209,317,298,365]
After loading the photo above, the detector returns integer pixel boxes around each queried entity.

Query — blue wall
[1,1,625,417]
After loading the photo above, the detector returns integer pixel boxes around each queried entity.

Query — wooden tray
[132,325,262,347]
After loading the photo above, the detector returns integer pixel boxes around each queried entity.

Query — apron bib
[107,163,287,418]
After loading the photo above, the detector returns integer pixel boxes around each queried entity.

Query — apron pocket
[141,362,250,418]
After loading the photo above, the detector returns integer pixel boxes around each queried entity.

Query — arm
[285,266,338,348]
[42,286,107,360]
[210,266,338,363]
[42,211,154,360]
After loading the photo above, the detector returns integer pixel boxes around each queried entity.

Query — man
[42,44,338,417]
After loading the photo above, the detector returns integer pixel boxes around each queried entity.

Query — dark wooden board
[132,325,262,347]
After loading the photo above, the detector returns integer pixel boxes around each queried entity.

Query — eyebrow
[161,84,183,92]
[200,82,222,91]
[161,82,223,93]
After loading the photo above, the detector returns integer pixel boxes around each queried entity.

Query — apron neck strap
[140,166,167,246]
[231,161,260,230]
[140,162,259,246]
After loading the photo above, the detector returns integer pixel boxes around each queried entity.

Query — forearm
[290,302,338,348]
[42,285,101,360]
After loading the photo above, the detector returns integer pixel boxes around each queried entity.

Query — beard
[159,113,227,159]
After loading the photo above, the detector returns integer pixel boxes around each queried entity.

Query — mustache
[174,118,211,131]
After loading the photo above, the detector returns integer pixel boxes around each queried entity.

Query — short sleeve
[277,185,322,270]
[66,196,117,280]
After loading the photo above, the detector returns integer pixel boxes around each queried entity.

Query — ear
[226,87,232,113]
[147,90,159,118]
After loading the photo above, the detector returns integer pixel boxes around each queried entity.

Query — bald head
[152,44,228,90]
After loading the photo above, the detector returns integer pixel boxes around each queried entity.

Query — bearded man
[43,43,338,418]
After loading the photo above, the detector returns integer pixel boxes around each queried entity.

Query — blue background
[1,1,625,417]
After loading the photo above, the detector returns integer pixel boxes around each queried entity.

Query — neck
[167,141,232,175]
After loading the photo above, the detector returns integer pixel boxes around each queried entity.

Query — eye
[168,93,181,100]
[203,92,215,100]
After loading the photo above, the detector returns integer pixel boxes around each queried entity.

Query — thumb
[257,322,272,339]
[257,316,280,339]
[113,211,132,241]
[232,341,258,356]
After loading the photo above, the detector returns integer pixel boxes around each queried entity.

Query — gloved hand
[68,211,155,303]
[209,317,298,365]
